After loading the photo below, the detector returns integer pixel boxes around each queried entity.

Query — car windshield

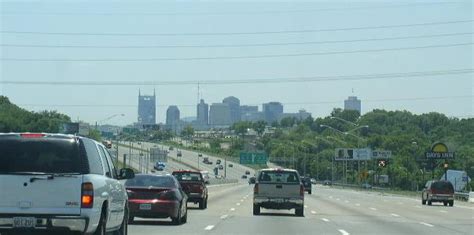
[125,175,176,188]
[259,171,300,184]
[0,138,82,174]
[173,172,202,181]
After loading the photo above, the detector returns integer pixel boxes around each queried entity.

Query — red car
[172,170,209,209]
[422,180,455,206]
[125,174,188,225]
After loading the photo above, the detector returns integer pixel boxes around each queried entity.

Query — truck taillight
[254,184,259,194]
[81,183,94,208]
[300,184,304,196]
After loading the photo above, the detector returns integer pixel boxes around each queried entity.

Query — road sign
[240,152,268,165]
[425,142,455,159]
[372,150,392,159]
[335,148,371,161]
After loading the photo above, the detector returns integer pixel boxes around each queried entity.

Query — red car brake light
[81,183,94,208]
[21,133,45,138]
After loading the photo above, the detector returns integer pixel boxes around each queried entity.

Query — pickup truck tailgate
[258,183,301,198]
[0,175,83,215]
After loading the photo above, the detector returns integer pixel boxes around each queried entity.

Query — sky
[0,0,473,125]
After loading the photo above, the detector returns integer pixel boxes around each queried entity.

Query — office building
[166,106,180,134]
[263,102,283,124]
[196,99,209,126]
[222,96,241,124]
[138,90,156,125]
[241,105,263,122]
[279,109,312,121]
[209,103,232,127]
[344,96,362,113]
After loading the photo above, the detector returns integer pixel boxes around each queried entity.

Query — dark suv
[422,180,454,206]
[301,177,312,194]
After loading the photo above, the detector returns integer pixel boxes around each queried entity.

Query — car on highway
[102,140,112,149]
[253,168,304,216]
[323,180,332,186]
[241,175,248,179]
[218,165,224,170]
[245,170,251,175]
[301,177,312,194]
[154,161,166,171]
[216,159,221,164]
[177,150,182,157]
[0,133,135,234]
[172,170,208,209]
[229,163,233,168]
[422,180,454,206]
[248,176,256,184]
[200,171,210,184]
[125,174,188,225]
[198,153,203,157]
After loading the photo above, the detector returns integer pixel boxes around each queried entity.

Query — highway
[115,142,474,235]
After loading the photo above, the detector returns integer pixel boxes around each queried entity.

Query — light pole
[330,116,358,126]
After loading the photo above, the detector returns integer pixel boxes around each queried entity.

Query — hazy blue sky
[1,0,472,125]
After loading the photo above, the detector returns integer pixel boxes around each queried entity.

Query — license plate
[139,204,152,210]
[13,217,36,228]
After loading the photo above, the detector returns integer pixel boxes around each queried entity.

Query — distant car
[323,180,332,186]
[229,164,234,168]
[169,146,174,151]
[253,168,304,216]
[422,180,454,206]
[361,183,372,189]
[310,178,317,184]
[102,140,112,149]
[154,161,166,171]
[200,171,210,184]
[241,175,248,179]
[301,177,312,194]
[245,170,251,175]
[177,151,182,157]
[248,176,256,184]
[172,171,208,209]
[218,165,224,170]
[216,159,221,165]
[126,174,188,225]
[198,153,203,157]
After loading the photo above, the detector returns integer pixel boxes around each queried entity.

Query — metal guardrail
[454,192,470,201]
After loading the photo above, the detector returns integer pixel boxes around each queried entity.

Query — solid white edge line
[338,229,350,235]
[370,207,377,211]
[391,213,400,217]
[204,225,215,230]
[419,222,434,227]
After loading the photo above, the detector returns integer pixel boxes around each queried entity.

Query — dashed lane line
[419,222,434,227]
[391,213,400,217]
[355,203,361,206]
[311,211,317,214]
[236,203,241,206]
[221,215,228,220]
[338,229,350,235]
[230,208,236,211]
[321,218,330,222]
[370,207,377,211]
[204,225,215,231]
[439,210,447,213]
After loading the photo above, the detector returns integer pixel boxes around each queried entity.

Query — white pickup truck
[0,133,135,235]
[253,168,305,216]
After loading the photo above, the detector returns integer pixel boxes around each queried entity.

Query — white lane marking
[355,203,361,206]
[370,207,377,211]
[391,213,400,217]
[336,198,341,201]
[311,210,317,214]
[240,199,244,202]
[338,229,350,235]
[439,210,447,213]
[344,200,349,203]
[220,214,228,220]
[419,222,434,227]
[329,196,333,199]
[236,203,241,206]
[204,225,215,230]
[321,218,330,222]
[304,205,308,208]
[230,208,236,211]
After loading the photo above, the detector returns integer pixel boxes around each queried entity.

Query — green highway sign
[240,152,268,165]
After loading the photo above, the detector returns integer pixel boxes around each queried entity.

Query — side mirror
[118,168,135,180]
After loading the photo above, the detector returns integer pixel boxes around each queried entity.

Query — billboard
[335,148,371,161]
[372,150,392,159]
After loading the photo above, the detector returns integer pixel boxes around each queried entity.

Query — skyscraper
[263,102,283,124]
[166,106,180,134]
[137,89,156,125]
[240,105,263,122]
[222,96,241,124]
[344,96,361,113]
[196,99,209,126]
[209,103,231,126]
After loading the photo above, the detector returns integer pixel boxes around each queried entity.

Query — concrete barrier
[469,192,474,203]
[209,178,239,185]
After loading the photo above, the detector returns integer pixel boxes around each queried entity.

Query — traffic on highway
[1,1,473,235]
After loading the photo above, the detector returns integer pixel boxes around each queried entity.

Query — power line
[1,43,471,62]
[2,69,472,86]
[1,20,472,37]
[17,95,473,108]
[2,32,471,49]
[1,2,462,16]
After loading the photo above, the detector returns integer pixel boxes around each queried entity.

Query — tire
[427,200,432,206]
[94,209,107,235]
[422,200,426,205]
[199,199,205,209]
[443,201,448,206]
[308,190,312,195]
[181,206,188,224]
[253,204,260,215]
[449,200,454,207]
[128,216,134,224]
[113,206,128,235]
[295,206,304,217]
[204,198,208,209]
[172,203,183,225]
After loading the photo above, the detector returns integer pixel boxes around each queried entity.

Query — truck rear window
[173,172,202,181]
[258,171,300,184]
[0,138,83,174]
[431,181,454,192]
